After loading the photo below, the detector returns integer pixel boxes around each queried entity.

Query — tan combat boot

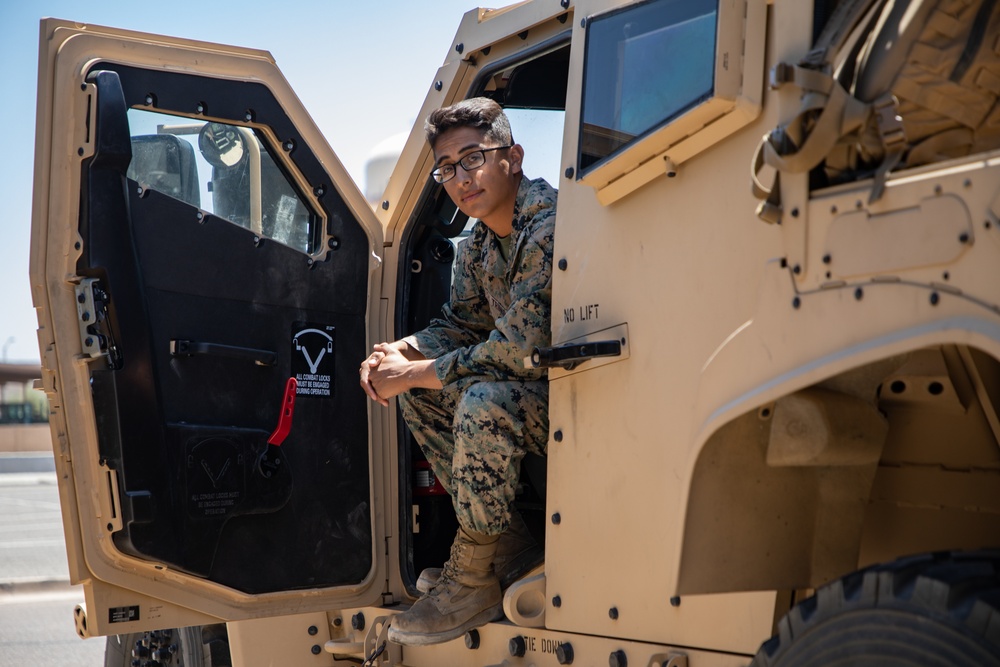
[416,509,541,593]
[388,527,503,646]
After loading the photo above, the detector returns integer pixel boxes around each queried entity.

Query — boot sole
[387,603,504,646]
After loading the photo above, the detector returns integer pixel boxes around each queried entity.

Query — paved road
[0,588,105,666]
[0,465,106,665]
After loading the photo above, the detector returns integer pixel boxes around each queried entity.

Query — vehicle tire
[104,624,231,666]
[751,550,1000,666]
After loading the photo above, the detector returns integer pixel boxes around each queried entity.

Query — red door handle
[267,377,297,446]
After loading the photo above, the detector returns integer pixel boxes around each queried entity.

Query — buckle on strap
[873,93,906,151]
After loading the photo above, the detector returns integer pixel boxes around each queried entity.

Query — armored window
[576,0,766,204]
[579,0,717,173]
[127,109,318,254]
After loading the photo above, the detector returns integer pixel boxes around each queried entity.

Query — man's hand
[358,339,441,406]
[359,346,389,406]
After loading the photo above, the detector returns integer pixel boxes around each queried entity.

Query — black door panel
[80,67,372,593]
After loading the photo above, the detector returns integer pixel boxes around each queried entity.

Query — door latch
[530,340,622,370]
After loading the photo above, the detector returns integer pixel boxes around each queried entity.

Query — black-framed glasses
[430,145,513,183]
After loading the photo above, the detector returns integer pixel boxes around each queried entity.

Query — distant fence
[0,403,48,425]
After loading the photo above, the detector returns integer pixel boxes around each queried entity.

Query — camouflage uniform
[400,176,557,535]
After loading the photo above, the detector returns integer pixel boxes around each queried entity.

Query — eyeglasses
[430,145,513,184]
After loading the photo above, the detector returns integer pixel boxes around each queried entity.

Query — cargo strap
[752,0,893,222]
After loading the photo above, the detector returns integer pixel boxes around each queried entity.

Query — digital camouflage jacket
[410,176,558,386]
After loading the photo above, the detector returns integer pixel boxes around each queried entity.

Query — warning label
[109,606,140,624]
[291,323,335,398]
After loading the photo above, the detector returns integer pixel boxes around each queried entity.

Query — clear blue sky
[0,0,493,363]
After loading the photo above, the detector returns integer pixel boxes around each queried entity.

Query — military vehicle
[29,0,1000,664]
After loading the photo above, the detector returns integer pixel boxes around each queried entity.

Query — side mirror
[198,122,247,168]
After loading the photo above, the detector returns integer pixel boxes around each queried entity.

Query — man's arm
[359,337,443,406]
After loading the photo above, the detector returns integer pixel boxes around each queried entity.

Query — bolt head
[552,595,562,607]
[351,612,365,631]
[558,258,568,271]
[509,635,526,657]
[610,649,628,667]
[465,629,481,650]
[556,642,575,664]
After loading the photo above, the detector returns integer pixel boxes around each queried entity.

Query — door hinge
[75,278,122,368]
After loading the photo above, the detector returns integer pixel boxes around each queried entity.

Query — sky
[0,0,501,364]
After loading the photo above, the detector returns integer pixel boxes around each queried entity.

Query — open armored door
[30,19,386,635]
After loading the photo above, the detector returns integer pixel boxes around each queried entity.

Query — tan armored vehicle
[30,0,1000,665]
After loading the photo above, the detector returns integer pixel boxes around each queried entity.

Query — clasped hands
[359,343,408,407]
[359,341,442,406]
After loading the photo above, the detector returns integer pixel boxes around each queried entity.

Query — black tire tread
[752,550,1000,667]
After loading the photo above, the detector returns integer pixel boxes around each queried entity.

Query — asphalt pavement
[0,455,106,665]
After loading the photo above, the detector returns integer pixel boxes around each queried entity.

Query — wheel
[752,551,1000,666]
[104,624,231,666]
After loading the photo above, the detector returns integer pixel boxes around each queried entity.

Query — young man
[359,97,557,645]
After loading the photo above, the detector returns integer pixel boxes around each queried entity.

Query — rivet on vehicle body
[556,642,574,664]
[196,211,204,221]
[435,81,443,91]
[77,293,86,304]
[792,297,801,309]
[610,649,628,667]
[943,271,950,281]
[284,140,295,152]
[328,237,340,250]
[558,258,568,271]
[455,43,464,54]
[314,186,325,197]
[311,645,321,655]
[552,595,562,607]
[565,167,574,179]
[333,617,342,627]
[351,612,365,631]
[854,287,863,301]
[609,607,619,620]
[196,102,205,114]
[519,30,529,40]
[792,264,801,275]
[509,635,526,657]
[145,94,154,105]
[245,110,254,122]
[581,17,587,28]
[561,0,570,7]
[77,147,84,156]
[75,242,81,250]
[790,207,799,218]
[307,258,315,267]
[554,430,563,442]
[822,253,831,264]
[830,205,838,214]
[308,626,318,636]
[670,596,681,607]
[85,337,94,347]
[552,513,561,524]
[382,200,390,210]
[465,629,480,649]
[964,178,972,188]
[930,292,940,305]
[558,13,568,23]
[959,232,970,244]
[81,312,91,322]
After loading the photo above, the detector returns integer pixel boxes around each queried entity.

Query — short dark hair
[424,97,513,149]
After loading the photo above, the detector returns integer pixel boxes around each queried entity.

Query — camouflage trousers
[399,377,548,536]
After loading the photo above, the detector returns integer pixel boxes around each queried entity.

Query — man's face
[433,126,523,235]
